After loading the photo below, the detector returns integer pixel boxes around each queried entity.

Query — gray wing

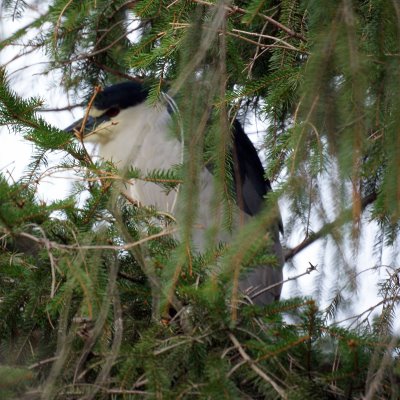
[232,120,284,305]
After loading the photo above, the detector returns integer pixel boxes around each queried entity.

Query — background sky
[1,4,397,331]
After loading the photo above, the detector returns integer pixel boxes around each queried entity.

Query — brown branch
[333,295,400,327]
[61,27,137,64]
[38,103,85,112]
[53,0,74,47]
[191,0,306,41]
[284,191,378,262]
[365,335,398,400]
[245,262,317,301]
[92,60,142,82]
[13,228,178,252]
[228,332,287,399]
[28,356,59,370]
[117,270,143,283]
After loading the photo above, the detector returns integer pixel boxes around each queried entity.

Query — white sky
[0,4,398,332]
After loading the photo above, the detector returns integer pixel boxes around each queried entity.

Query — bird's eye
[105,107,120,118]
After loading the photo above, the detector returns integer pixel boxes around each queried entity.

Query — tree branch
[192,0,306,42]
[228,332,287,399]
[284,191,378,262]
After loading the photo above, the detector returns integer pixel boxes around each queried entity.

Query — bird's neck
[95,103,172,170]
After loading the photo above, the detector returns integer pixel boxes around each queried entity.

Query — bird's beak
[65,114,110,138]
[65,115,95,137]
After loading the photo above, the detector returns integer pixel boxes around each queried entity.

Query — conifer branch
[1,1,399,397]
[10,228,178,252]
[191,0,306,41]
[284,191,378,261]
[38,103,84,112]
[228,332,287,399]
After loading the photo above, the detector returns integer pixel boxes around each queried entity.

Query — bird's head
[66,81,149,144]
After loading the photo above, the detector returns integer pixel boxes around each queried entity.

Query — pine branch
[37,103,84,112]
[191,0,306,41]
[284,191,378,261]
[228,332,287,399]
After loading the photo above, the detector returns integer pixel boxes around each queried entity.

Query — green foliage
[0,0,400,398]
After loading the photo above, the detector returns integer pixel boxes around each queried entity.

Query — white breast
[85,101,236,249]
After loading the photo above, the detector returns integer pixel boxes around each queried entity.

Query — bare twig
[153,332,210,356]
[170,22,306,53]
[284,191,378,262]
[228,332,287,399]
[83,255,123,400]
[28,356,59,370]
[92,60,141,82]
[14,227,178,252]
[364,335,398,400]
[232,28,299,50]
[53,0,74,47]
[191,0,306,41]
[38,103,85,112]
[245,262,317,301]
[332,295,400,326]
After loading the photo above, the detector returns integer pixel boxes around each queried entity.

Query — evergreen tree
[0,0,399,398]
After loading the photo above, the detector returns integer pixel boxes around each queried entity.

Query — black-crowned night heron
[66,81,284,305]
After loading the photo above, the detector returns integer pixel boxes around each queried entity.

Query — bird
[66,81,284,306]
